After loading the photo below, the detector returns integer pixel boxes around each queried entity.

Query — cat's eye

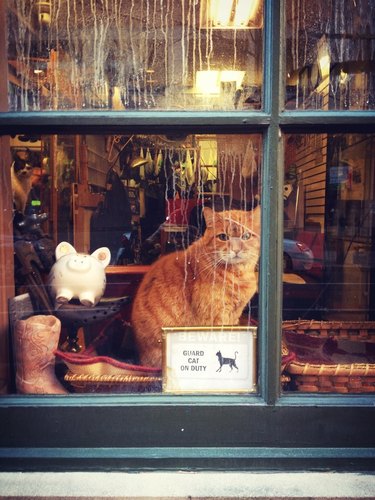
[217,233,229,241]
[242,232,251,240]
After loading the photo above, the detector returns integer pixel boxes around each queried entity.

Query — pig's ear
[91,247,111,268]
[55,242,76,261]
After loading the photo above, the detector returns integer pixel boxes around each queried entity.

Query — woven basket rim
[282,319,375,329]
[65,372,162,384]
[287,360,375,376]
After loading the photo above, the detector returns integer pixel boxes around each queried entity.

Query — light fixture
[339,69,349,85]
[210,0,232,27]
[32,59,48,76]
[220,70,245,89]
[319,55,330,79]
[195,70,220,94]
[36,1,52,26]
[233,0,260,27]
[200,0,263,29]
[317,35,330,80]
[195,70,245,95]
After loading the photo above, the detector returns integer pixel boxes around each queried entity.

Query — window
[0,1,375,470]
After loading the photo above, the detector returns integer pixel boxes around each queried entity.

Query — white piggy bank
[48,242,111,307]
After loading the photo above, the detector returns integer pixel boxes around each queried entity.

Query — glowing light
[204,0,261,28]
[319,55,330,79]
[196,71,220,94]
[233,0,260,27]
[195,70,245,94]
[210,0,232,27]
[220,70,245,89]
[317,36,330,80]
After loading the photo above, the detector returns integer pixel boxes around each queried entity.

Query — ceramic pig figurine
[48,242,111,307]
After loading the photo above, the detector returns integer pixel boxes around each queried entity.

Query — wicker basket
[282,320,375,393]
[282,319,375,341]
[56,349,162,393]
[64,372,162,393]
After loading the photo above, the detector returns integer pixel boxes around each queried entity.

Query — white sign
[162,327,257,393]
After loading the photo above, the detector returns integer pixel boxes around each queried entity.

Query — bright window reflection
[7,1,263,111]
[285,0,375,110]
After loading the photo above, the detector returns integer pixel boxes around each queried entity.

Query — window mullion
[258,0,283,404]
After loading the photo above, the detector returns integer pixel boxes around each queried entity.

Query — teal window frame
[0,0,375,471]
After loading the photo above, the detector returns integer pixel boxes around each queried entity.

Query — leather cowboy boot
[14,315,67,394]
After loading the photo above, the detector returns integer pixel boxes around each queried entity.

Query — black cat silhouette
[216,351,238,372]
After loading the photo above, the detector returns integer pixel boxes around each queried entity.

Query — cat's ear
[249,205,261,234]
[202,206,215,228]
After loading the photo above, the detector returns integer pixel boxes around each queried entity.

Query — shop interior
[4,1,375,395]
[8,130,375,394]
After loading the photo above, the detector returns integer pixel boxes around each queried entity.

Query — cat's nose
[232,241,242,254]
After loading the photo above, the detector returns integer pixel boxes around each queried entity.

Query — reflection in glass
[7,1,263,111]
[282,133,375,393]
[285,0,375,110]
[9,133,261,394]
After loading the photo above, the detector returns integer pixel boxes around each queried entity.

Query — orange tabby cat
[131,206,261,367]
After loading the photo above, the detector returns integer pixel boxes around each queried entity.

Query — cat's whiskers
[192,253,240,281]
[193,252,227,280]
[193,260,217,280]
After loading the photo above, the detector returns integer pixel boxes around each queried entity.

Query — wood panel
[72,138,103,253]
[294,134,327,230]
[0,2,14,393]
[72,183,102,254]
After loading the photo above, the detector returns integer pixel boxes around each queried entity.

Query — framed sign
[162,326,257,394]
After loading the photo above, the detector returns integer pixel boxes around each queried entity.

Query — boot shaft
[14,315,67,394]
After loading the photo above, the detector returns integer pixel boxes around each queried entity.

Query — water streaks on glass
[7,0,264,111]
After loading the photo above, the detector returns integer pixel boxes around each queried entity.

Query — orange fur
[131,207,261,367]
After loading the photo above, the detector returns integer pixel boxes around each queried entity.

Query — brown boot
[14,315,67,394]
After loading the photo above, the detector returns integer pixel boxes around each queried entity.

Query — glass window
[282,133,375,393]
[1,0,375,472]
[9,132,261,394]
[7,0,263,111]
[285,0,375,110]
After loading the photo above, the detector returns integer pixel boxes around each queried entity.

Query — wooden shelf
[106,265,150,275]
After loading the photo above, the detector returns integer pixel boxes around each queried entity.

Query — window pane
[7,1,263,111]
[285,0,375,110]
[282,133,375,394]
[7,133,261,395]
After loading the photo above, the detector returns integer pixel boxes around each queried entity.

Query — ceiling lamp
[317,36,331,80]
[233,0,260,27]
[195,70,245,95]
[36,1,52,25]
[196,71,221,94]
[200,0,263,29]
[210,0,232,27]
